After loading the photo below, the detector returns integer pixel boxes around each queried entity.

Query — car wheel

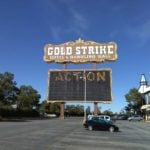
[88,125,93,131]
[109,126,115,132]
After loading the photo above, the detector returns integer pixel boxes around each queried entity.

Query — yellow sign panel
[44,38,117,63]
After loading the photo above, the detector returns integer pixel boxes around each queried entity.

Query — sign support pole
[60,63,67,119]
[94,102,98,115]
[60,102,65,119]
[93,63,98,115]
[84,69,87,121]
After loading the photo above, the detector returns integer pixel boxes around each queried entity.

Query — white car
[128,115,143,121]
[45,113,57,118]
[87,115,110,121]
[98,115,111,121]
[87,115,94,120]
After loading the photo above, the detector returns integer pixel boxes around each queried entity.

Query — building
[138,74,150,120]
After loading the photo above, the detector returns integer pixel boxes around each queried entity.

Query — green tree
[17,85,41,111]
[125,88,142,115]
[49,103,60,114]
[40,100,48,110]
[0,72,19,107]
[86,106,91,115]
[40,100,60,115]
[103,109,113,116]
[65,105,84,116]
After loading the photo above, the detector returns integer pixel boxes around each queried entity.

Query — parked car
[84,116,119,132]
[112,115,127,120]
[98,115,111,121]
[87,115,110,121]
[87,115,94,120]
[128,115,143,121]
[45,113,57,118]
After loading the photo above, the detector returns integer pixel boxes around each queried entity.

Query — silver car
[128,115,143,121]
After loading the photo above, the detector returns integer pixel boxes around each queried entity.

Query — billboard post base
[60,102,65,119]
[94,102,98,115]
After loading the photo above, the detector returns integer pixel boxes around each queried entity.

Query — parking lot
[0,118,150,150]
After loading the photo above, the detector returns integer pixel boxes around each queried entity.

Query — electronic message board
[47,69,112,102]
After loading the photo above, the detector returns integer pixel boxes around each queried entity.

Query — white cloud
[63,7,89,38]
[70,8,88,30]
[49,1,89,40]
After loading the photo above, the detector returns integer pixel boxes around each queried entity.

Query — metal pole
[84,69,87,120]
[60,63,67,119]
[93,63,98,115]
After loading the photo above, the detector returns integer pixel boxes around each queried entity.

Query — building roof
[138,74,150,94]
[144,86,150,94]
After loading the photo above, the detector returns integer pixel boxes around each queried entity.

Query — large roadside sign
[47,69,112,103]
[44,38,117,63]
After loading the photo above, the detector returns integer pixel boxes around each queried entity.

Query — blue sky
[0,0,150,113]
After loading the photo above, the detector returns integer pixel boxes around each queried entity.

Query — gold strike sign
[44,38,117,63]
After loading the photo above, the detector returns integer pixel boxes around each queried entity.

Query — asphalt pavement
[0,118,150,150]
